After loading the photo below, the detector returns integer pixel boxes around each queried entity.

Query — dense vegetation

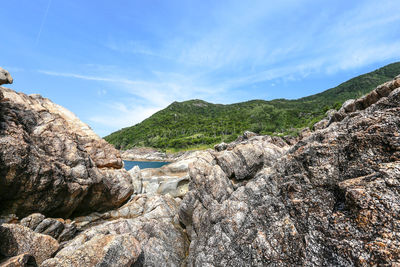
[105,62,400,151]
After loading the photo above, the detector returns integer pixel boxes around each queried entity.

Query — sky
[1,0,400,136]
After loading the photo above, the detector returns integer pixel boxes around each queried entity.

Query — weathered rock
[214,142,228,152]
[0,87,133,218]
[340,99,356,113]
[20,214,45,230]
[59,194,189,266]
[0,68,13,85]
[0,224,59,265]
[180,77,400,266]
[156,176,189,198]
[41,234,141,267]
[128,166,143,194]
[313,119,328,131]
[0,253,37,267]
[214,135,289,181]
[20,214,77,242]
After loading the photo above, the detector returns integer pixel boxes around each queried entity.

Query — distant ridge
[105,62,400,150]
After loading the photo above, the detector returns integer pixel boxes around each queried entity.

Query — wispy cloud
[32,0,400,135]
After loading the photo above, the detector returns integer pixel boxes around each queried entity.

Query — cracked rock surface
[0,87,133,218]
[179,78,400,266]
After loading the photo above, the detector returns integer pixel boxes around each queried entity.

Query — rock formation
[0,86,133,218]
[0,224,59,265]
[43,194,189,266]
[179,76,400,266]
[1,66,400,266]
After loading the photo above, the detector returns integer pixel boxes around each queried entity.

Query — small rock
[340,99,355,113]
[243,131,257,139]
[214,142,228,152]
[20,214,46,231]
[0,67,13,85]
[313,119,329,131]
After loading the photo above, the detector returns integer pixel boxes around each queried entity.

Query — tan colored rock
[0,67,13,85]
[0,224,59,265]
[41,234,141,267]
[0,253,37,267]
[0,87,133,218]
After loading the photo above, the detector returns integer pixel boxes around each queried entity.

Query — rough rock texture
[0,224,59,265]
[20,213,77,243]
[59,194,189,266]
[0,68,13,85]
[0,253,37,267]
[41,234,141,267]
[0,86,133,217]
[180,78,400,266]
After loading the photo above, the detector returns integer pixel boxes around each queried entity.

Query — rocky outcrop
[0,224,59,265]
[0,68,13,86]
[179,77,400,266]
[41,234,141,267]
[0,86,133,218]
[52,194,189,266]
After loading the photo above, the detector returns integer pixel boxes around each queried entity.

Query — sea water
[123,160,170,171]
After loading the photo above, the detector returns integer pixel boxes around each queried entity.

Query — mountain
[105,62,400,150]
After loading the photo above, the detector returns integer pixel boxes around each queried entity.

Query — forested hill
[105,62,400,150]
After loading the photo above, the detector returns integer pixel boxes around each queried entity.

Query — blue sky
[1,0,400,136]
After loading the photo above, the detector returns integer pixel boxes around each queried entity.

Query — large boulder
[0,86,133,218]
[180,78,400,266]
[0,224,59,265]
[0,68,13,85]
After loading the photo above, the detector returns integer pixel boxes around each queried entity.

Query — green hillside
[105,62,400,150]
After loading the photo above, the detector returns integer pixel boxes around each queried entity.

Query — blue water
[123,160,170,171]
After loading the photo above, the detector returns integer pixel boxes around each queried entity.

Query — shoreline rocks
[0,86,133,218]
[1,66,400,266]
[179,76,400,266]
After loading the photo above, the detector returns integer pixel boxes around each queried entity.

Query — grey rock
[180,77,400,266]
[340,99,356,113]
[20,214,45,231]
[313,119,328,130]
[157,176,189,198]
[20,214,77,243]
[214,142,228,152]
[0,87,133,218]
[243,130,257,139]
[0,68,13,85]
[41,234,141,267]
[59,194,189,266]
